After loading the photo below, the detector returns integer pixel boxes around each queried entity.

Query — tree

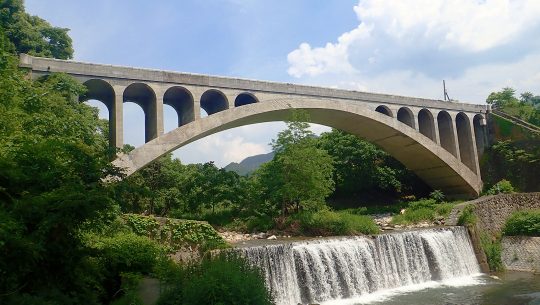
[0,0,73,59]
[486,87,518,108]
[257,110,334,215]
[0,16,117,304]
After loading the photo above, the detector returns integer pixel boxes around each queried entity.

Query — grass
[292,209,379,236]
[391,199,457,225]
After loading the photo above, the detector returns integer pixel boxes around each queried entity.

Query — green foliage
[434,202,456,217]
[486,87,519,108]
[88,232,163,277]
[481,140,540,192]
[0,27,117,303]
[429,190,445,203]
[391,199,455,225]
[485,179,515,195]
[124,213,161,238]
[480,233,504,272]
[317,129,429,198]
[457,205,477,226]
[257,110,335,215]
[502,209,540,236]
[294,209,379,236]
[162,219,228,251]
[157,254,273,305]
[0,0,73,59]
[122,214,228,252]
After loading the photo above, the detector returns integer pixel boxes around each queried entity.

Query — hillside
[224,152,274,175]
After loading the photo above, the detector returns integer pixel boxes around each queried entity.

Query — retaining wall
[501,236,540,273]
[446,193,540,235]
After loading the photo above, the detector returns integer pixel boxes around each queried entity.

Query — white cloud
[287,0,540,102]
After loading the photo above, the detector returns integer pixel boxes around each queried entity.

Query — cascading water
[240,227,480,305]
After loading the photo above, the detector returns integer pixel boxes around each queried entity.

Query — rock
[267,235,277,240]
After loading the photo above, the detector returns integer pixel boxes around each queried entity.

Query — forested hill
[224,152,274,175]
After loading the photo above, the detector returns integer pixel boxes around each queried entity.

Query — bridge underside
[113,99,483,198]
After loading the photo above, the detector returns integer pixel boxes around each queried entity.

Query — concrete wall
[501,236,540,273]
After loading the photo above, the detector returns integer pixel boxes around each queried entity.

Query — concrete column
[468,115,481,176]
[145,85,163,142]
[433,116,441,145]
[451,114,462,161]
[112,85,125,149]
[413,115,420,131]
[155,94,164,136]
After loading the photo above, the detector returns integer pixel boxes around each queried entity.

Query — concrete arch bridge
[20,54,488,198]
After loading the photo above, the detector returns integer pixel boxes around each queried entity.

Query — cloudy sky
[26,0,540,167]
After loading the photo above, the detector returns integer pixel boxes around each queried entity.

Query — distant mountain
[224,152,274,176]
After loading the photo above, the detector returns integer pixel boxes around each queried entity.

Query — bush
[486,179,515,195]
[157,254,272,305]
[90,232,164,276]
[457,205,477,226]
[480,233,504,272]
[429,190,445,203]
[503,209,540,236]
[296,210,379,236]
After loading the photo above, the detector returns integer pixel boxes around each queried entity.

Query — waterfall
[240,227,480,305]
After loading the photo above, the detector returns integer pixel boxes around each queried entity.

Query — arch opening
[473,114,486,158]
[235,93,258,107]
[397,107,415,128]
[375,105,393,117]
[123,83,157,143]
[418,109,436,142]
[456,112,476,172]
[81,79,117,147]
[163,86,194,127]
[437,111,458,157]
[201,89,228,115]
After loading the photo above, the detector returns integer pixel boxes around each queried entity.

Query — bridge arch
[113,100,482,197]
[123,83,158,143]
[397,107,415,128]
[437,111,458,157]
[418,108,436,142]
[456,112,476,172]
[80,79,117,147]
[375,105,393,117]
[235,92,258,107]
[163,86,194,127]
[201,89,228,115]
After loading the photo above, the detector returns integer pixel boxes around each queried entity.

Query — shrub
[89,232,164,276]
[429,190,446,203]
[157,254,272,305]
[162,219,228,251]
[297,210,379,236]
[502,209,540,236]
[486,179,515,195]
[480,233,504,272]
[457,204,477,226]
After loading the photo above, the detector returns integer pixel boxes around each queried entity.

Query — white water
[240,227,481,305]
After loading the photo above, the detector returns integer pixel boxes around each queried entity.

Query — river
[238,227,540,305]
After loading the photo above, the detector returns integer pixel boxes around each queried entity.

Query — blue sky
[25,0,540,166]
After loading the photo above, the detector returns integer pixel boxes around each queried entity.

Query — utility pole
[443,80,451,101]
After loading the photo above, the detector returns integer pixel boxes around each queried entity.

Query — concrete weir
[19,54,488,198]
